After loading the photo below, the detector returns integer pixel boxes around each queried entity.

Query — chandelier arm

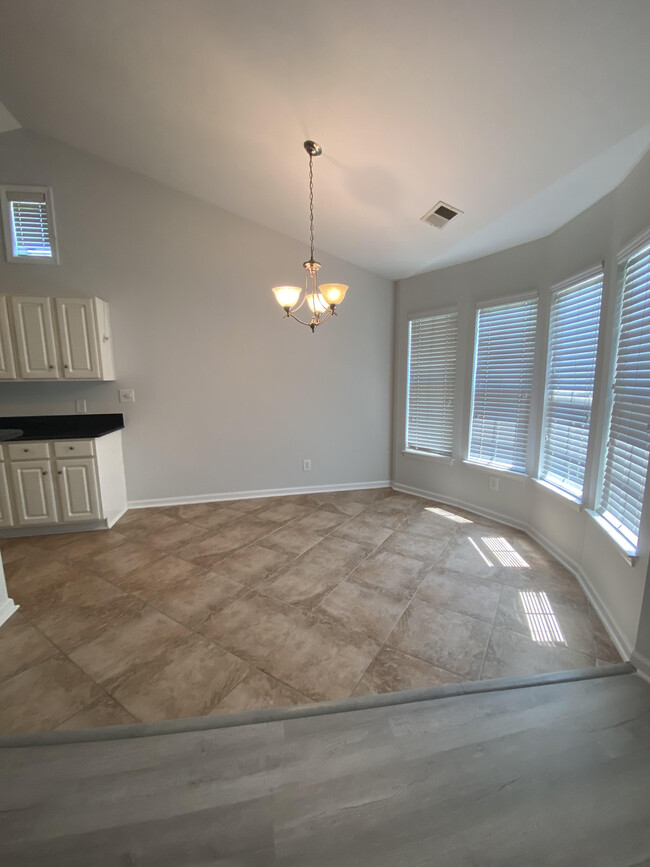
[287,311,318,328]
[291,292,309,314]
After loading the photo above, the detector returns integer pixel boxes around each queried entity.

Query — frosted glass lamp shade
[319,283,349,306]
[306,292,329,313]
[273,285,301,308]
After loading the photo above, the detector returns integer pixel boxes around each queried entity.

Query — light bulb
[273,286,301,309]
[320,283,349,306]
[306,292,329,313]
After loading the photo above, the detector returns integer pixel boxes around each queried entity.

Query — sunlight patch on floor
[425,506,473,524]
[481,536,529,568]
[520,590,566,645]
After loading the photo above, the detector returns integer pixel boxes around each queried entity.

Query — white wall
[0,130,394,502]
[393,147,650,660]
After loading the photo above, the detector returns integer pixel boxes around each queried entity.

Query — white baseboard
[128,480,392,511]
[0,598,19,629]
[392,481,634,662]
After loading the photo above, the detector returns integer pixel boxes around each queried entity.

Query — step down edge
[0,662,635,749]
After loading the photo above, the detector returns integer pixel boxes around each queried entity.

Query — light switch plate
[118,388,135,403]
[75,399,87,413]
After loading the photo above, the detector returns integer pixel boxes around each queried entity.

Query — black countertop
[0,414,125,441]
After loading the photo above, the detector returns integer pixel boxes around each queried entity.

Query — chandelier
[272,141,349,332]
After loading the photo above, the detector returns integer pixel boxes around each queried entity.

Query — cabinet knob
[48,364,54,369]
[23,448,29,452]
[57,471,62,475]
[68,446,74,451]
[42,471,47,476]
[64,364,69,369]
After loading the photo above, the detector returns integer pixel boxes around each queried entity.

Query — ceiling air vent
[421,201,463,229]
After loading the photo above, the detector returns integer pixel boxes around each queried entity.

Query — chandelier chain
[308,152,314,261]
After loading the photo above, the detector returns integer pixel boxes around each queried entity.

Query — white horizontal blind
[540,271,603,498]
[406,310,458,456]
[598,240,650,548]
[7,190,52,258]
[469,297,538,473]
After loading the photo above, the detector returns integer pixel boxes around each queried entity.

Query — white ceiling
[1,0,650,280]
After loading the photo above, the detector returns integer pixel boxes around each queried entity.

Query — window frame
[467,292,538,475]
[405,305,459,458]
[537,265,604,504]
[0,184,59,264]
[593,228,650,558]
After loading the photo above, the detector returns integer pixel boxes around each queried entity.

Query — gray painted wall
[393,148,650,661]
[0,130,394,502]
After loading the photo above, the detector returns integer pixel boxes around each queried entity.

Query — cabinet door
[55,298,101,379]
[0,463,14,528]
[0,297,17,380]
[10,460,58,526]
[11,297,59,379]
[56,458,101,522]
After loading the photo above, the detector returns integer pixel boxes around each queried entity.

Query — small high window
[0,185,58,263]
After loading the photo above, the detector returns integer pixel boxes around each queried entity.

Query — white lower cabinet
[0,464,14,528]
[10,459,58,526]
[56,458,100,522]
[0,432,127,535]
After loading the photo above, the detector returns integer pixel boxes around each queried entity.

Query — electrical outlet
[118,388,135,403]
[302,459,312,471]
[488,476,499,492]
[75,399,87,413]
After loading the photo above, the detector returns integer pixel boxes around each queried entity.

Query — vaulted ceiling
[1,0,650,279]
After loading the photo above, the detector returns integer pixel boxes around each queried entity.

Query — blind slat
[9,199,53,258]
[469,298,537,473]
[597,242,650,547]
[406,310,458,456]
[539,273,603,498]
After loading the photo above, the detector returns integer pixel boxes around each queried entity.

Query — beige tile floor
[0,489,620,734]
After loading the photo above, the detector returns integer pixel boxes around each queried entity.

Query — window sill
[402,449,454,465]
[585,510,638,566]
[532,479,582,512]
[461,460,527,480]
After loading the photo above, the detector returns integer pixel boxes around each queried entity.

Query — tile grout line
[345,526,466,696]
[477,584,504,682]
[0,494,447,718]
[2,491,608,730]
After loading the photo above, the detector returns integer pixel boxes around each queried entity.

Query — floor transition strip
[0,661,635,749]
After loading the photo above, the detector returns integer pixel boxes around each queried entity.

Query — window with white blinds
[469,297,538,473]
[406,309,458,456]
[0,186,57,263]
[597,236,650,549]
[539,270,603,499]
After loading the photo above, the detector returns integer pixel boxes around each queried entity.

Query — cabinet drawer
[54,440,95,459]
[8,442,51,460]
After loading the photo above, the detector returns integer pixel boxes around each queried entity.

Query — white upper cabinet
[56,297,101,379]
[11,296,59,379]
[1,294,115,381]
[0,296,17,380]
